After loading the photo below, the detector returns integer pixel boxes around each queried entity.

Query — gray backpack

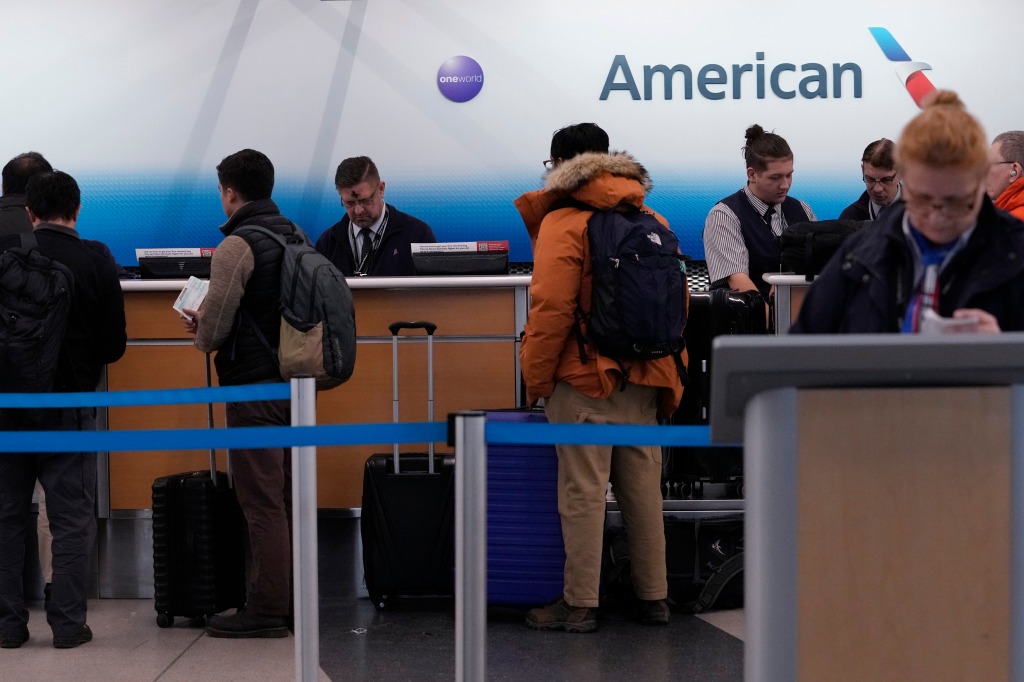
[238,225,356,390]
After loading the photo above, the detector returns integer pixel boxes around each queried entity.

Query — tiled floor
[0,518,744,681]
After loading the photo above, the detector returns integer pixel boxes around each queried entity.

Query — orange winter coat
[514,152,685,418]
[995,177,1024,223]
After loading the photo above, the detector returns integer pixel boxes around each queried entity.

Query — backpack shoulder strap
[689,551,744,614]
[19,231,38,250]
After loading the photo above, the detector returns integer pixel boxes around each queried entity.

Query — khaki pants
[545,381,667,608]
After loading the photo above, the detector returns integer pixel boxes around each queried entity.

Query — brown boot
[525,598,597,633]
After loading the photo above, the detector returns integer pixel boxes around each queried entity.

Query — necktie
[762,205,775,226]
[358,228,373,263]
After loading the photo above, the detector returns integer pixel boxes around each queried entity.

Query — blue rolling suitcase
[486,409,565,606]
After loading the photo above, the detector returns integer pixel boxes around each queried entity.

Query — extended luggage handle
[390,321,437,474]
[388,321,437,336]
[205,352,232,488]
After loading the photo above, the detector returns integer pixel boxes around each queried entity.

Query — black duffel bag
[603,515,744,613]
[777,218,872,279]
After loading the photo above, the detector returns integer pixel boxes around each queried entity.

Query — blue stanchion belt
[0,385,724,452]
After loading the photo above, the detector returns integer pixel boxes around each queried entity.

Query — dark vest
[717,190,810,297]
[214,210,295,386]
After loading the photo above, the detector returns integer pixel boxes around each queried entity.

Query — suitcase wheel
[156,613,174,628]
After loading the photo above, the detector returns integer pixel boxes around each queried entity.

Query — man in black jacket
[315,156,436,276]
[0,171,126,649]
[181,149,293,638]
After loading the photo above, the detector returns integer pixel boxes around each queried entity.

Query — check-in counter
[105,275,530,513]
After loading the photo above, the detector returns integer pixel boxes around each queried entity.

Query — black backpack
[237,224,357,391]
[777,218,872,279]
[559,199,686,372]
[0,232,74,429]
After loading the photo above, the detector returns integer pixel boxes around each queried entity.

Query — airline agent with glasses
[792,90,1024,334]
[314,156,436,277]
[840,138,902,221]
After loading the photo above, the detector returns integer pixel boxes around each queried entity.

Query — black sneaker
[53,624,92,649]
[0,627,29,649]
[205,611,289,639]
[641,599,671,626]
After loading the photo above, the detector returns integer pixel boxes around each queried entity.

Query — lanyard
[354,207,390,276]
[910,263,939,332]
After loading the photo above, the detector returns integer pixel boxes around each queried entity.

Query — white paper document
[918,308,978,335]
[172,276,209,320]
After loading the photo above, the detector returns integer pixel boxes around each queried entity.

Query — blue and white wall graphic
[0,0,1020,265]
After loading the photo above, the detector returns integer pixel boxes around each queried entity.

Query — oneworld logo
[868,27,936,109]
[437,56,484,103]
[600,52,863,101]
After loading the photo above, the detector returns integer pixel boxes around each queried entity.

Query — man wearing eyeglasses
[839,139,902,221]
[314,156,436,276]
[985,131,1024,222]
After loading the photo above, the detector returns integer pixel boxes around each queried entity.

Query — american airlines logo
[599,28,938,105]
[600,52,863,101]
[869,27,937,108]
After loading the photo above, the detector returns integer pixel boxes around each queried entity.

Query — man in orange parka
[986,130,1024,221]
[515,123,684,632]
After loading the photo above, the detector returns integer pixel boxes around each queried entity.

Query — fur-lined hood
[544,151,653,195]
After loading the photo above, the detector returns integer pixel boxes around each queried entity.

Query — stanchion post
[454,411,487,682]
[291,376,318,682]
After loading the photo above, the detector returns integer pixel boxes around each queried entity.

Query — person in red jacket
[985,130,1024,222]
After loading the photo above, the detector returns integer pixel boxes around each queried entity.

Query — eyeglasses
[863,173,897,187]
[902,185,980,218]
[543,159,559,171]
[991,160,1015,168]
[341,187,379,210]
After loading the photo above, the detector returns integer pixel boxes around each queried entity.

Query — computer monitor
[138,257,211,280]
[411,241,509,276]
[136,248,214,280]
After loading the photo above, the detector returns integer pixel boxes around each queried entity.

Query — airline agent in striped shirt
[703,124,816,297]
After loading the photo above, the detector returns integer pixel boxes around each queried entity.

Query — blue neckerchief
[900,227,958,333]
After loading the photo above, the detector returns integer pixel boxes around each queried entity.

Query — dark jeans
[226,396,292,617]
[0,408,96,637]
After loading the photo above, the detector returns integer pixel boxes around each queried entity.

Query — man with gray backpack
[181,149,354,638]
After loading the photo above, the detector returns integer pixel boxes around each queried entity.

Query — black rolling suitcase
[667,289,766,496]
[152,466,246,627]
[361,321,455,609]
[152,355,246,628]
